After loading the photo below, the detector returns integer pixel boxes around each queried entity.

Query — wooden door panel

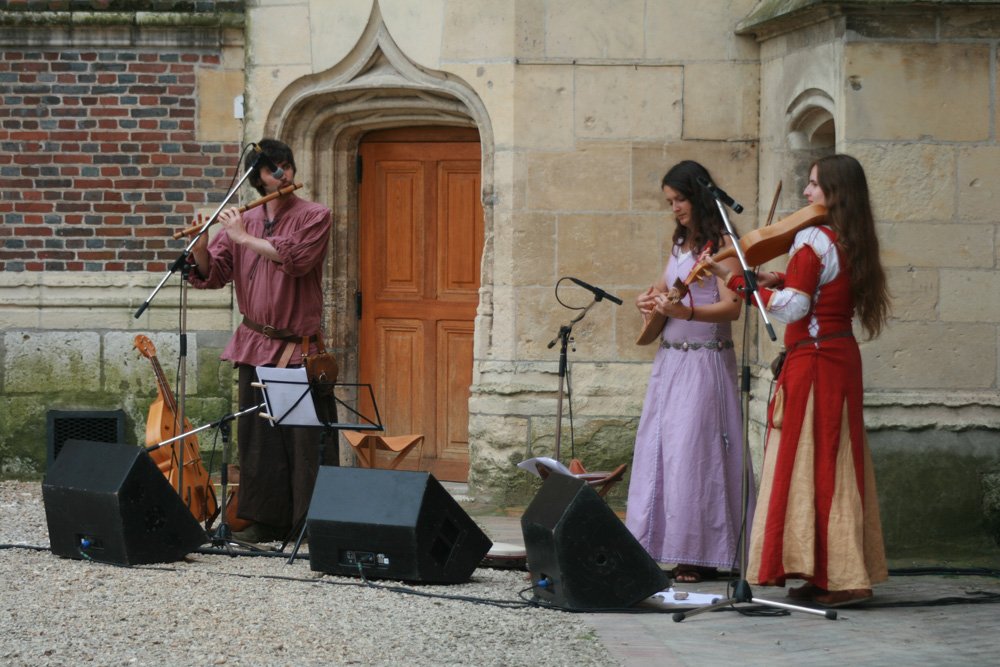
[376,162,424,300]
[438,162,483,299]
[373,318,427,436]
[437,320,474,460]
[359,133,482,481]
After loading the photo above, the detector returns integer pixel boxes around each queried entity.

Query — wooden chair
[342,431,424,470]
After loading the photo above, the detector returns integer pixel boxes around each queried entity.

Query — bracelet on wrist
[687,305,695,321]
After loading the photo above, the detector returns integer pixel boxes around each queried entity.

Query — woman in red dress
[706,154,891,607]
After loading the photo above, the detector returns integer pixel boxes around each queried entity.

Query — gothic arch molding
[258,4,495,381]
[783,88,836,197]
[786,88,835,150]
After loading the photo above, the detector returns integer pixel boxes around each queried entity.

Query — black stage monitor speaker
[306,467,493,584]
[521,473,670,610]
[42,439,206,565]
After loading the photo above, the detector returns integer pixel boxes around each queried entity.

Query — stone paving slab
[473,513,1000,666]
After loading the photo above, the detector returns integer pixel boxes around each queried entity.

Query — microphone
[251,143,285,179]
[569,277,623,305]
[697,176,743,214]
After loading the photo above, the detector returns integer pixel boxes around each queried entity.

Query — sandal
[672,565,720,584]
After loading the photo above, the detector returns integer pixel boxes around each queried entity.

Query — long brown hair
[812,154,891,338]
[661,160,726,254]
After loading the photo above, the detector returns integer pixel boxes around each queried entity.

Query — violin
[134,334,218,523]
[677,203,827,297]
[635,204,827,345]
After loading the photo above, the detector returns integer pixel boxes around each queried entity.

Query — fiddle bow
[763,181,783,235]
[677,202,827,292]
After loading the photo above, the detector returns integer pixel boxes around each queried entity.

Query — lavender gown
[625,247,755,568]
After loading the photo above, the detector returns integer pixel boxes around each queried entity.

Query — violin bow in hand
[755,181,782,272]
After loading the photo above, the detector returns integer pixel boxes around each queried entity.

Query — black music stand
[252,367,383,564]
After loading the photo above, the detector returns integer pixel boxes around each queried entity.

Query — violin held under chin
[635,204,827,346]
[680,203,827,297]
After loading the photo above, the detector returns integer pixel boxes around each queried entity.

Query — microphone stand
[133,156,259,319]
[547,298,599,463]
[205,407,271,553]
[713,199,777,345]
[672,195,834,622]
[146,403,269,552]
[132,152,264,512]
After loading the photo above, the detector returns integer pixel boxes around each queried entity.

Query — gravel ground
[0,480,612,666]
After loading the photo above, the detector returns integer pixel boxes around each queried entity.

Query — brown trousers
[236,364,328,529]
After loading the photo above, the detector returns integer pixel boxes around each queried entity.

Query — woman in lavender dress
[626,161,755,583]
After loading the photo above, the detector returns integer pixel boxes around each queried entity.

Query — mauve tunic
[188,194,332,365]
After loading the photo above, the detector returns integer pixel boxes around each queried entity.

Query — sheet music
[255,366,318,427]
[516,456,574,478]
[641,588,723,609]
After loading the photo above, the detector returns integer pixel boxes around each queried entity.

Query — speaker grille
[46,409,126,469]
[430,516,460,565]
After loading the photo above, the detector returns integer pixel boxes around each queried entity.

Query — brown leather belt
[788,330,854,352]
[241,316,318,343]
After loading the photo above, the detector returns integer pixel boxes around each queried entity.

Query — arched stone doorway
[261,10,495,480]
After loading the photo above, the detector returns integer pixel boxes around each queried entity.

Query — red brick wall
[0,47,240,272]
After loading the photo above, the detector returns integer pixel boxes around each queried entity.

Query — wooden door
[358,128,483,481]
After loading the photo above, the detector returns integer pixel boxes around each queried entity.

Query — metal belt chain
[660,339,735,351]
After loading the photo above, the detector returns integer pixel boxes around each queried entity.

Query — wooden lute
[134,334,218,523]
[636,202,826,345]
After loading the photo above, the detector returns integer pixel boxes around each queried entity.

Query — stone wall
[741,1,1000,560]
[238,0,761,508]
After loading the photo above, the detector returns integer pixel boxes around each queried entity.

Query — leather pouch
[770,350,786,379]
[303,335,339,424]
